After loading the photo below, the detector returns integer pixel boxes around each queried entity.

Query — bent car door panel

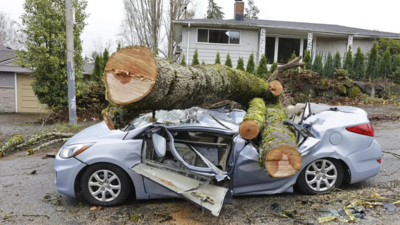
[133,126,231,216]
[132,164,229,216]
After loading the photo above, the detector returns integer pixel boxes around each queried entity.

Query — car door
[132,126,232,217]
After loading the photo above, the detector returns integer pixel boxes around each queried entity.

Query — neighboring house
[0,46,46,113]
[0,45,94,113]
[83,62,95,82]
[172,0,400,68]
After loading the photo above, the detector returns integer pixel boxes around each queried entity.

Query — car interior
[143,129,233,172]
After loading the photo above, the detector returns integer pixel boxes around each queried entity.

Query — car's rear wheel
[81,163,132,206]
[296,158,343,195]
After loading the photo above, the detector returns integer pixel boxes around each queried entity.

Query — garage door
[17,74,47,113]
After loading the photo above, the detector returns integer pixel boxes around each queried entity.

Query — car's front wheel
[296,158,343,195]
[81,163,133,206]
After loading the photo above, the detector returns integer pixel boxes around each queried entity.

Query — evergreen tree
[379,48,391,79]
[366,41,379,80]
[225,53,232,68]
[312,54,323,76]
[244,0,260,19]
[353,47,365,80]
[343,46,353,76]
[92,55,102,81]
[207,0,224,19]
[303,49,312,69]
[290,51,297,61]
[257,54,268,78]
[180,54,186,66]
[236,57,245,71]
[117,43,121,51]
[246,53,255,74]
[333,50,342,69]
[14,0,88,107]
[101,48,110,75]
[323,52,334,77]
[270,62,278,73]
[202,61,206,65]
[392,55,400,74]
[215,52,221,64]
[192,49,200,65]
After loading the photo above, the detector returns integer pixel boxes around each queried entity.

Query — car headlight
[59,143,95,159]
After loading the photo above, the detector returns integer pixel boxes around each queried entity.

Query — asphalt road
[0,121,400,224]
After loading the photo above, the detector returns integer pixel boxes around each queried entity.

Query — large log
[259,102,301,178]
[239,98,267,140]
[103,47,283,130]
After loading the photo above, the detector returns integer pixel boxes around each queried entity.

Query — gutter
[172,21,400,39]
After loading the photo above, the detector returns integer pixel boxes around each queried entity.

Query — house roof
[83,62,94,75]
[173,19,400,39]
[0,46,16,63]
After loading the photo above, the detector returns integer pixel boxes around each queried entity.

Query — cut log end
[265,145,301,178]
[269,80,283,96]
[239,120,260,140]
[103,112,116,130]
[105,47,158,105]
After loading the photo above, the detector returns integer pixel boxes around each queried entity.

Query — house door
[17,74,47,113]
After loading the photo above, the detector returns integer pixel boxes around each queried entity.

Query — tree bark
[258,102,301,178]
[239,98,267,140]
[103,46,283,130]
[267,56,305,82]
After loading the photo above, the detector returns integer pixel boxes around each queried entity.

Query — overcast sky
[1,0,400,57]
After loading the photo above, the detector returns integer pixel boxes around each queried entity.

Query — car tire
[80,163,133,206]
[296,158,344,195]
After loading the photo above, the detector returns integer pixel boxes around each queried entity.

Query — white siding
[181,26,260,67]
[315,37,348,55]
[353,39,373,54]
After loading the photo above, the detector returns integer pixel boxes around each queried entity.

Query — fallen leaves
[90,206,104,211]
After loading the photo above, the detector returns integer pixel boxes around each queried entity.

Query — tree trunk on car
[259,101,301,178]
[103,46,283,130]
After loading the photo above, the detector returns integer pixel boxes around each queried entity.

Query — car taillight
[346,123,374,137]
[377,159,382,164]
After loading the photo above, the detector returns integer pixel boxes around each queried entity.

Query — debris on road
[30,170,37,175]
[22,214,50,219]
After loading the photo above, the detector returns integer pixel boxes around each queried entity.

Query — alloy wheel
[305,159,337,192]
[88,169,121,202]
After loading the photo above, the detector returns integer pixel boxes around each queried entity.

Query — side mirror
[152,133,166,158]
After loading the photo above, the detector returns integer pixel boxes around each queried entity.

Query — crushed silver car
[54,101,382,216]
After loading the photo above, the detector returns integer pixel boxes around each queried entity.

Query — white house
[172,0,400,68]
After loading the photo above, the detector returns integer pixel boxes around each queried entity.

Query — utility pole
[66,0,77,125]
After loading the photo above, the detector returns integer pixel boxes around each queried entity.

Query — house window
[265,37,275,64]
[278,38,300,64]
[197,29,240,45]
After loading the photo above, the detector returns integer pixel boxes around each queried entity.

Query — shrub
[225,53,232,68]
[192,49,200,65]
[215,52,221,64]
[236,57,245,71]
[323,52,334,77]
[390,67,400,84]
[353,47,365,80]
[303,49,312,69]
[256,54,268,78]
[246,53,255,74]
[333,50,342,69]
[202,61,206,65]
[392,55,400,74]
[180,54,186,66]
[270,62,278,73]
[379,48,391,79]
[343,46,353,76]
[312,54,323,76]
[366,41,379,80]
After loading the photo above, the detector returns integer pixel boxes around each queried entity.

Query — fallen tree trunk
[259,102,301,178]
[239,98,267,140]
[103,46,283,130]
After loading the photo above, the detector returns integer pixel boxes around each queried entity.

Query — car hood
[63,122,126,147]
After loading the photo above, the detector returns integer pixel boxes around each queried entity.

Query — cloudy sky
[1,0,400,57]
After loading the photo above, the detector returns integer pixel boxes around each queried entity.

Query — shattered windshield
[129,107,246,132]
